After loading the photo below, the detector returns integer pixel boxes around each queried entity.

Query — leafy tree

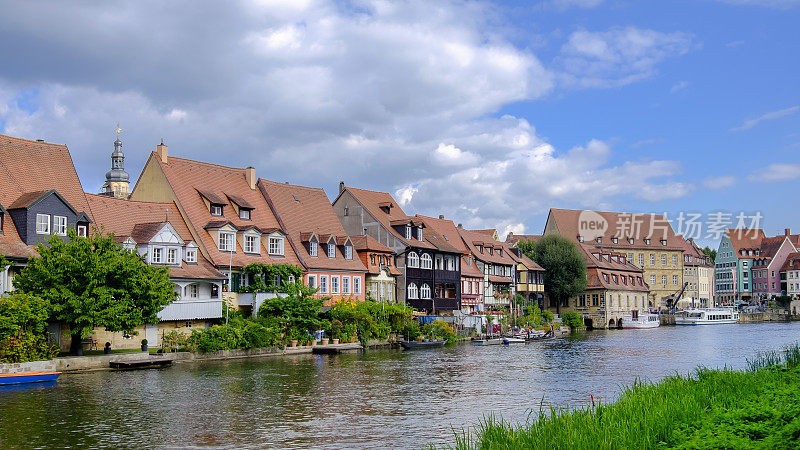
[525,234,587,315]
[702,247,717,264]
[257,282,325,341]
[13,230,177,354]
[561,311,584,331]
[0,292,58,362]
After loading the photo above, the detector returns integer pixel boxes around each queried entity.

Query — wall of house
[366,269,396,302]
[9,197,78,247]
[554,289,649,329]
[305,271,366,306]
[129,156,176,203]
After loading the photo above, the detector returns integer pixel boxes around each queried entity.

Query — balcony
[407,298,433,311]
[434,269,460,281]
[237,292,284,316]
[433,297,459,310]
[158,299,224,321]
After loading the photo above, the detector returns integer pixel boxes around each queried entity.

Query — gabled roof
[197,189,226,205]
[586,267,649,292]
[678,235,711,267]
[506,233,541,246]
[226,193,254,210]
[7,189,81,217]
[140,154,299,268]
[258,179,366,273]
[546,208,684,250]
[0,135,93,220]
[726,228,765,259]
[351,234,394,253]
[457,227,518,266]
[507,248,544,271]
[781,252,800,273]
[341,186,436,250]
[129,222,179,244]
[413,215,469,254]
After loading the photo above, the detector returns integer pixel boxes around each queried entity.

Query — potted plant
[321,337,329,345]
[104,342,111,354]
[141,339,148,352]
[332,338,340,345]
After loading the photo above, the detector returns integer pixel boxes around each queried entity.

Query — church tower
[101,124,130,198]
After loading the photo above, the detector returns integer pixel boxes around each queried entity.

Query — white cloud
[549,0,604,10]
[558,27,695,88]
[395,185,418,207]
[432,143,480,166]
[670,81,689,93]
[748,163,800,182]
[703,175,736,189]
[731,106,799,131]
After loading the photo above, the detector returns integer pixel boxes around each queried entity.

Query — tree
[0,292,58,362]
[702,247,717,264]
[257,282,325,340]
[524,235,587,315]
[13,230,177,354]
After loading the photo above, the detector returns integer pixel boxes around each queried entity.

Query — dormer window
[327,240,336,258]
[644,238,651,245]
[578,235,584,243]
[612,237,618,244]
[185,248,197,263]
[661,239,667,246]
[218,231,235,252]
[596,237,602,244]
[211,205,223,216]
[36,214,50,234]
[345,244,353,259]
[77,225,87,237]
[244,234,260,254]
[152,247,163,264]
[477,245,483,254]
[628,237,634,244]
[405,225,412,240]
[488,247,493,255]
[239,209,251,220]
[53,216,67,236]
[268,236,284,255]
[167,247,179,264]
[309,239,318,256]
[417,226,423,241]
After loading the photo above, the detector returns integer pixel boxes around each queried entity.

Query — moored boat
[472,338,503,346]
[502,337,526,345]
[400,340,447,350]
[0,371,61,386]
[622,312,660,329]
[675,307,739,325]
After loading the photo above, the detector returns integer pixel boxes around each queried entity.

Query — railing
[434,269,460,281]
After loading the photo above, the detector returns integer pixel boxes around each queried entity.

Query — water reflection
[0,322,797,448]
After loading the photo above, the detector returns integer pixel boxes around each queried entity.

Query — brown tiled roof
[197,189,226,205]
[506,233,541,246]
[143,155,301,269]
[507,249,544,271]
[457,227,518,266]
[586,267,649,292]
[86,194,224,280]
[0,215,37,259]
[781,252,800,272]
[460,255,483,278]
[226,193,254,210]
[547,208,684,251]
[726,228,765,259]
[577,243,644,273]
[0,134,93,219]
[678,235,711,267]
[7,190,53,210]
[351,234,394,253]
[341,186,436,250]
[258,179,366,273]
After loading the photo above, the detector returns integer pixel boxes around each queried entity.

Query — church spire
[102,123,130,198]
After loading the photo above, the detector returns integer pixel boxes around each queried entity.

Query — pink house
[751,229,799,299]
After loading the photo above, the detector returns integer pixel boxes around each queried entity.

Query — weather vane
[115,122,122,135]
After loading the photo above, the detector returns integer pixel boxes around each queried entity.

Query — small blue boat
[0,371,61,386]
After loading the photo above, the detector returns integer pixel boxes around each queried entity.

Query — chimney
[438,214,444,219]
[785,228,791,236]
[156,141,168,163]
[457,223,463,228]
[245,166,256,190]
[339,181,345,194]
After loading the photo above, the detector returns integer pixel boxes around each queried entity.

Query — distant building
[750,229,799,300]
[100,132,130,198]
[715,228,764,304]
[351,234,400,303]
[456,226,519,310]
[505,232,540,247]
[679,236,714,306]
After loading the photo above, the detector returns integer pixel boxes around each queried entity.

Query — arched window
[407,283,419,299]
[420,283,431,299]
[420,253,433,269]
[408,252,419,268]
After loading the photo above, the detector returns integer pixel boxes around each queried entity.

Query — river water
[1,322,798,448]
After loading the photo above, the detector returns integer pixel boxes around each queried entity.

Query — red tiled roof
[782,252,800,273]
[506,233,541,246]
[142,154,301,269]
[726,228,765,259]
[351,234,394,253]
[677,235,712,267]
[586,267,649,292]
[457,227,518,266]
[0,215,37,259]
[258,179,366,273]
[547,208,684,250]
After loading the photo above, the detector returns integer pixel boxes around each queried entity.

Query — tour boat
[675,308,739,325]
[622,312,660,329]
[0,371,61,386]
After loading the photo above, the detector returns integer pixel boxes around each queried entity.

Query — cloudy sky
[1,0,798,246]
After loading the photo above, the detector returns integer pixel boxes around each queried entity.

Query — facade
[87,194,227,347]
[332,185,462,313]
[257,179,367,305]
[351,234,400,303]
[0,134,95,294]
[129,143,303,313]
[782,253,800,299]
[415,215,484,313]
[679,236,714,306]
[750,229,798,300]
[508,248,546,308]
[544,208,684,309]
[715,229,764,304]
[456,226,518,310]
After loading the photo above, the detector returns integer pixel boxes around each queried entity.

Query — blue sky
[0,0,797,247]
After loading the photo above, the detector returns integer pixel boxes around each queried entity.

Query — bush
[423,320,457,344]
[542,310,554,323]
[162,330,191,352]
[403,321,421,341]
[241,321,279,349]
[0,293,58,363]
[561,311,584,331]
[189,324,244,353]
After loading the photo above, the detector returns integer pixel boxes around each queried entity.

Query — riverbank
[448,344,800,449]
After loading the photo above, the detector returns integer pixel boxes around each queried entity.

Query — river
[1,322,798,448]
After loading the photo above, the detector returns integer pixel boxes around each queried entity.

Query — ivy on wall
[237,263,304,294]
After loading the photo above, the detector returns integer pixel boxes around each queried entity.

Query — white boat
[675,307,739,325]
[472,338,503,346]
[622,311,660,329]
[502,337,526,345]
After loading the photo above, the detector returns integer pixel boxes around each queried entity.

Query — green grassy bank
[448,344,800,449]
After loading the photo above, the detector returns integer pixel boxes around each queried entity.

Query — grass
[446,343,800,449]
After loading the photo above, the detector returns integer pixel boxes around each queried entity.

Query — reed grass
[445,343,800,449]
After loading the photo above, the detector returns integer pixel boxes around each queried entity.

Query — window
[370,254,376,265]
[650,254,655,265]
[308,274,317,289]
[309,239,318,256]
[417,226,423,241]
[218,231,235,251]
[268,236,284,255]
[167,247,178,264]
[327,241,336,258]
[185,248,197,263]
[673,275,679,285]
[152,247,163,264]
[650,275,656,285]
[331,276,340,294]
[446,256,455,271]
[36,214,50,234]
[319,276,329,294]
[288,274,295,284]
[592,294,599,306]
[243,234,258,253]
[343,276,351,294]
[77,225,87,237]
[408,252,419,268]
[239,209,251,220]
[187,284,198,298]
[661,254,667,265]
[273,274,281,287]
[420,253,433,269]
[420,283,431,299]
[211,205,222,216]
[344,244,353,259]
[53,216,67,236]
[407,283,418,299]
[672,255,678,265]
[353,276,361,294]
[405,225,412,240]
[639,254,644,266]
[662,275,667,285]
